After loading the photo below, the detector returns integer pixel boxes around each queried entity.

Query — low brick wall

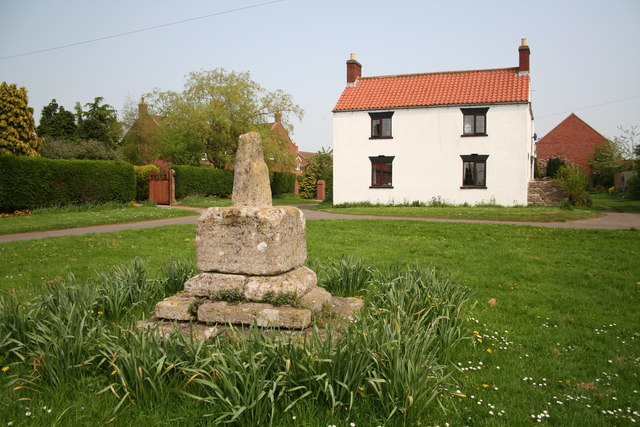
[528,180,568,206]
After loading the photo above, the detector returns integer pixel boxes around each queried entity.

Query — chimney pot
[521,38,528,47]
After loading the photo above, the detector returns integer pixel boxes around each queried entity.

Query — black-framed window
[369,112,394,138]
[461,107,488,136]
[370,155,394,187]
[460,154,488,188]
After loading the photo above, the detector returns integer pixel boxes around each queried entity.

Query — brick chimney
[518,38,530,75]
[347,53,362,85]
[138,97,148,118]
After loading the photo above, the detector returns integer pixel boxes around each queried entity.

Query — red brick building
[536,113,607,174]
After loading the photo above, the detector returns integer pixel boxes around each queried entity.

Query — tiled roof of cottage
[333,67,530,111]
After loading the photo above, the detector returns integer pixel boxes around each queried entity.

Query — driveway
[1,205,638,243]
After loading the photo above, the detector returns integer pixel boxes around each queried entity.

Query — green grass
[591,192,640,213]
[316,202,602,222]
[1,220,639,425]
[0,202,197,235]
[177,193,317,208]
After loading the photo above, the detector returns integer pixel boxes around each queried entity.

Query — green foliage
[39,138,122,160]
[0,156,135,212]
[301,148,333,200]
[545,157,566,178]
[554,164,592,206]
[37,99,77,140]
[171,165,233,199]
[0,82,42,156]
[133,164,161,201]
[260,291,299,306]
[74,97,122,148]
[269,171,296,195]
[588,140,624,187]
[146,69,303,168]
[299,173,317,199]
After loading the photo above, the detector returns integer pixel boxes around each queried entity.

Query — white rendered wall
[333,104,533,206]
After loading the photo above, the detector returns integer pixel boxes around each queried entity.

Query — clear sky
[1,0,639,153]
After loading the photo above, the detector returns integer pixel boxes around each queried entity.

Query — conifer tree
[0,82,42,156]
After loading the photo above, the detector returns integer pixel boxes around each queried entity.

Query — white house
[332,39,535,206]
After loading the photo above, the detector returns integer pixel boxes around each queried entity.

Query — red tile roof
[333,67,530,111]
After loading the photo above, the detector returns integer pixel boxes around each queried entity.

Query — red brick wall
[536,114,607,174]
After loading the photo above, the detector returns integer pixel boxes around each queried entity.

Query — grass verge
[591,192,640,213]
[0,202,197,235]
[316,202,601,222]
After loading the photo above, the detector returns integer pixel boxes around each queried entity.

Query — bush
[299,174,317,199]
[0,156,135,212]
[39,138,122,160]
[546,157,566,178]
[133,164,161,201]
[269,171,296,195]
[171,165,233,199]
[554,164,592,206]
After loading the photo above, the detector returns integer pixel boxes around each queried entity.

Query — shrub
[171,165,233,199]
[545,157,566,178]
[554,164,592,206]
[0,156,135,212]
[133,164,161,201]
[299,174,317,199]
[39,138,122,160]
[269,171,296,195]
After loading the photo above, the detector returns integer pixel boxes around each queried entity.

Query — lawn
[591,192,640,213]
[1,219,638,425]
[316,203,601,222]
[0,202,197,235]
[177,193,318,208]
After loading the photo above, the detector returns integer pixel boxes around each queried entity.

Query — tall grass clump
[0,257,470,425]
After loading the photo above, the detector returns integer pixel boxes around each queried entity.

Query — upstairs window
[370,155,394,187]
[460,154,488,188]
[461,107,489,136]
[369,112,394,138]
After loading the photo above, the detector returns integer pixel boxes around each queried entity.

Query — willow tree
[0,82,42,156]
[146,69,303,169]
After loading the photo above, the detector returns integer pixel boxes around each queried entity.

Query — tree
[37,99,77,140]
[613,125,639,160]
[145,69,303,168]
[75,97,122,148]
[0,82,42,156]
[588,140,623,187]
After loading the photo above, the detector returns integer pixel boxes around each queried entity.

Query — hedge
[171,165,234,199]
[270,171,297,195]
[0,156,135,212]
[133,164,161,201]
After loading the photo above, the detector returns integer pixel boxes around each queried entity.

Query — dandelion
[477,338,483,343]
[1,366,9,372]
[486,349,493,353]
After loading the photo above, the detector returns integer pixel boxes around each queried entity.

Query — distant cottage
[332,39,535,206]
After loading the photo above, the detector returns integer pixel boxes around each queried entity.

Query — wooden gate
[148,170,175,205]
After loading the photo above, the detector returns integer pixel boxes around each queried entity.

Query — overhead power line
[0,0,283,60]
[537,95,640,119]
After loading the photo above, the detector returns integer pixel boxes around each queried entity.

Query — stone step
[184,266,317,301]
[198,301,311,329]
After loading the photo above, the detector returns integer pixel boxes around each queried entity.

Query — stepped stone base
[184,266,317,301]
[153,287,363,332]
